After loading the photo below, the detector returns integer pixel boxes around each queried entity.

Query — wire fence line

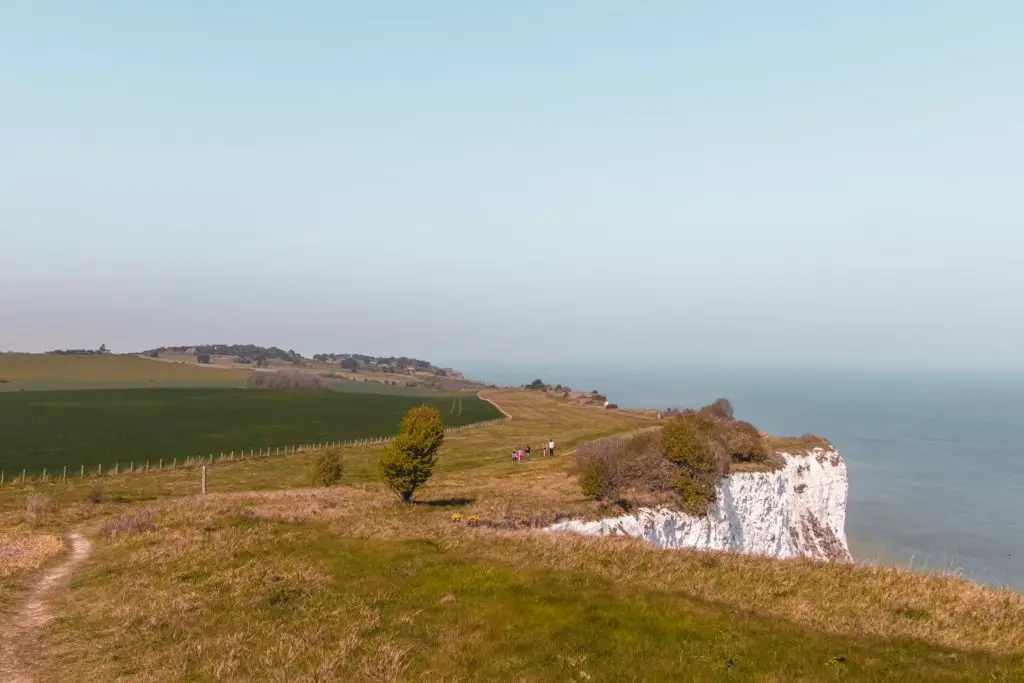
[0,415,511,487]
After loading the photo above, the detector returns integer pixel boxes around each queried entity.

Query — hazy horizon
[3,2,1022,371]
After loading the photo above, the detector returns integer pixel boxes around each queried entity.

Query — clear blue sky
[2,1,1022,370]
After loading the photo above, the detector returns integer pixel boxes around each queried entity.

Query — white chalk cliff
[551,448,851,561]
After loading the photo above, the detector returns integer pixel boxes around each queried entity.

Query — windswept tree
[379,406,445,502]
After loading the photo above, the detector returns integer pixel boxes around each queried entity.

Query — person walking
[512,448,519,464]
[548,439,555,457]
[517,447,524,463]
[525,445,531,461]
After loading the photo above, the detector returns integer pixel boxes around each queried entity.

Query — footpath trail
[0,531,92,683]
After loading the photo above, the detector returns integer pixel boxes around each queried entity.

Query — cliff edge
[551,447,851,561]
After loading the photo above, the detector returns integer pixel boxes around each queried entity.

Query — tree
[378,406,445,503]
[98,344,109,354]
[340,358,358,372]
[196,353,211,364]
[703,398,735,421]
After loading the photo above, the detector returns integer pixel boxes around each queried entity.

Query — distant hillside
[140,344,461,377]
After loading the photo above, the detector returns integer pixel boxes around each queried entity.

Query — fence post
[201,465,207,495]
[159,459,163,471]
[1,471,4,485]
[80,465,84,478]
[114,463,118,475]
[147,460,150,472]
[98,463,102,476]
[173,458,177,470]
[42,468,47,482]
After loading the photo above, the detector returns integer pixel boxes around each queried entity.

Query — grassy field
[0,389,502,478]
[0,354,248,390]
[2,391,1023,681]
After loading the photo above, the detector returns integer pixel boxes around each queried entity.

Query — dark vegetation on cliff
[576,398,826,514]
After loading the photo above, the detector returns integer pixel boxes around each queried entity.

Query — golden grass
[3,389,1024,681]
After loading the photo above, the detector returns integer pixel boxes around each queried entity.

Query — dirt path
[0,531,92,683]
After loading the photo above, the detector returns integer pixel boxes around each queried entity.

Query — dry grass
[0,528,63,610]
[4,390,1024,681]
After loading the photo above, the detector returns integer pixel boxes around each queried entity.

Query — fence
[0,415,511,487]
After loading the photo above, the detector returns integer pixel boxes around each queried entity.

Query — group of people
[512,439,555,463]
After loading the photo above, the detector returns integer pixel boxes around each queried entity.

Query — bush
[379,406,445,502]
[25,493,57,518]
[87,487,103,504]
[313,448,344,486]
[576,431,675,503]
[100,508,157,537]
[247,370,324,390]
[724,421,771,463]
[662,414,726,514]
[703,398,735,421]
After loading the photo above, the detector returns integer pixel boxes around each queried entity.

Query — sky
[2,1,1022,372]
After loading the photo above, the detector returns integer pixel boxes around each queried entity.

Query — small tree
[197,353,211,364]
[313,448,344,486]
[379,406,445,502]
[703,398,735,421]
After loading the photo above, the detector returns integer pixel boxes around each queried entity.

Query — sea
[464,363,1024,591]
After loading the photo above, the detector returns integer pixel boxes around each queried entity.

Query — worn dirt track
[0,531,92,683]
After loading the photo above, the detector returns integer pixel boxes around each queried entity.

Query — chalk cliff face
[550,448,851,561]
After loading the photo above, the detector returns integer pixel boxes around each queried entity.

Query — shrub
[703,398,735,421]
[87,487,103,504]
[247,370,324,390]
[724,421,771,463]
[576,431,674,503]
[662,414,725,514]
[379,406,445,502]
[100,508,157,537]
[313,448,344,486]
[578,460,606,500]
[26,493,57,518]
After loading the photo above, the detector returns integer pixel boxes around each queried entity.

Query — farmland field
[0,353,247,391]
[0,388,502,477]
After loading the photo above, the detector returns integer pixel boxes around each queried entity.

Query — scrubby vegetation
[2,389,1022,682]
[313,448,344,486]
[378,406,445,502]
[577,399,788,514]
[246,369,325,389]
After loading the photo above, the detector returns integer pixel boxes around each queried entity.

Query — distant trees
[340,358,358,372]
[196,354,211,364]
[526,379,546,390]
[246,370,324,390]
[378,406,445,503]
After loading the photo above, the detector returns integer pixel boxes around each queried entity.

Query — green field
[0,388,501,477]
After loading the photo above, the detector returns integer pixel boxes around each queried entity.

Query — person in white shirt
[548,439,555,457]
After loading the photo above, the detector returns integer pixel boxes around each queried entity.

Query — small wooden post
[130,461,134,473]
[146,460,150,472]
[173,458,177,470]
[21,469,26,484]
[1,471,4,485]
[114,463,119,475]
[42,468,47,482]
[63,465,66,482]
[80,465,84,478]
[201,465,207,494]
[98,463,102,476]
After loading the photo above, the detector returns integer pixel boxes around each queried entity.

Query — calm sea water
[466,364,1024,590]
